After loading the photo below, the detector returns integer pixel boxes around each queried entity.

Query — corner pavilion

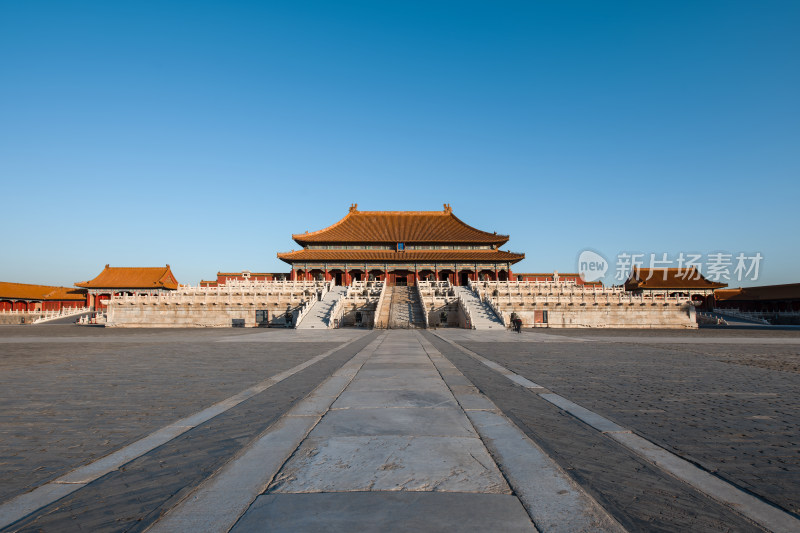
[277,204,524,286]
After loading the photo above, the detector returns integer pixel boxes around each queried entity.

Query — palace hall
[0,204,741,329]
[277,204,524,286]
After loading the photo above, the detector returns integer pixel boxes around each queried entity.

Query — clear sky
[1,1,798,288]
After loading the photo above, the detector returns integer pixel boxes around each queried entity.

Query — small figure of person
[510,312,522,333]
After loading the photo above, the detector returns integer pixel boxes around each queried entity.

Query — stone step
[388,286,426,329]
[296,286,348,329]
[454,286,504,330]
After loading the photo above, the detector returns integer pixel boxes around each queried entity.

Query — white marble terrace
[470,280,692,308]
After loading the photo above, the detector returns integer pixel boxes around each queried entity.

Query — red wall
[516,273,598,286]
[216,273,286,284]
[0,300,83,312]
[96,294,111,308]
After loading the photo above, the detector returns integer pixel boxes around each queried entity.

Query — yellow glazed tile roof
[292,204,510,246]
[0,282,86,301]
[624,268,727,291]
[75,265,179,290]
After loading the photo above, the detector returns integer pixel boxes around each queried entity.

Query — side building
[76,265,179,310]
[200,271,289,287]
[714,283,800,324]
[515,272,601,286]
[277,204,524,286]
[624,267,727,309]
[0,282,87,323]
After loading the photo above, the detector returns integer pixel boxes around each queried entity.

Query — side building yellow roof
[0,282,86,301]
[75,265,179,290]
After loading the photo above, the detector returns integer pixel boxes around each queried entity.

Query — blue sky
[1,1,797,287]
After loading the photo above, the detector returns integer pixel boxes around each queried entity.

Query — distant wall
[107,303,303,328]
[0,313,41,325]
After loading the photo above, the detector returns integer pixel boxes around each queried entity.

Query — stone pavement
[428,328,800,532]
[0,328,371,531]
[1,326,799,532]
[151,330,617,532]
[0,327,364,503]
[445,330,800,516]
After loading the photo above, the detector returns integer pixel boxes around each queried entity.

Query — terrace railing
[481,293,507,328]
[293,293,319,328]
[373,282,388,328]
[32,307,92,323]
[415,282,430,329]
[471,280,691,308]
[712,308,773,325]
[455,292,474,329]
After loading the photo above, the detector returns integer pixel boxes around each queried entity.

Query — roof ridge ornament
[349,203,358,213]
[443,203,452,214]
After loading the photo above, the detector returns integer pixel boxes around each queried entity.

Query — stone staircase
[296,286,348,329]
[386,286,426,329]
[454,286,505,329]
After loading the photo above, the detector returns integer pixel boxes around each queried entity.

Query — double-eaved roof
[76,265,179,290]
[0,282,86,301]
[291,204,510,246]
[280,204,524,265]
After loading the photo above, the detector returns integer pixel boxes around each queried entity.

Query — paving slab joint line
[418,332,624,533]
[429,331,800,533]
[0,331,373,531]
[146,333,388,533]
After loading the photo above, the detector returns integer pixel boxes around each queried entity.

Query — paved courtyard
[0,325,798,532]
